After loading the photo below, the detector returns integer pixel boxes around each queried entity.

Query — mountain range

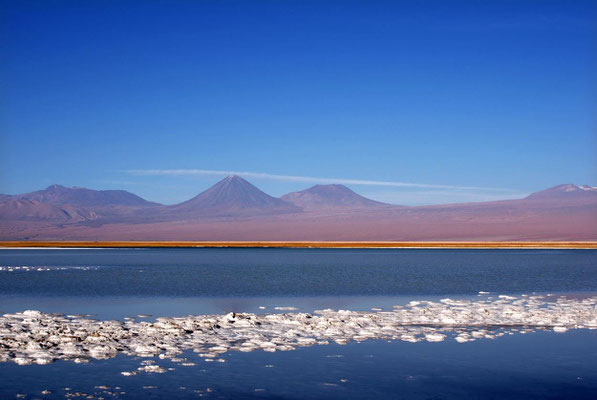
[1,177,596,241]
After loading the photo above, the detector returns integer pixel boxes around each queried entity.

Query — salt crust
[1,295,595,370]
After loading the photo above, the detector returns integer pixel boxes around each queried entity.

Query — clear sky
[1,0,595,205]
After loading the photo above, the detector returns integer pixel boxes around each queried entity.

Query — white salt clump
[22,310,42,317]
[498,295,516,300]
[455,335,473,343]
[1,295,595,368]
[425,333,446,342]
[138,365,166,373]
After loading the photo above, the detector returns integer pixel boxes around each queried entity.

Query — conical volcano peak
[171,176,300,217]
[204,175,265,202]
[215,175,254,188]
[223,174,244,182]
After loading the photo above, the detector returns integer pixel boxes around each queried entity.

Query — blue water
[1,248,596,296]
[1,248,596,399]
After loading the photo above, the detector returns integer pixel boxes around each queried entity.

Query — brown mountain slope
[1,184,161,222]
[19,184,159,207]
[524,184,597,203]
[0,198,96,222]
[281,184,391,210]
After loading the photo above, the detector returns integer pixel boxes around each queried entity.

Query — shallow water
[1,248,596,399]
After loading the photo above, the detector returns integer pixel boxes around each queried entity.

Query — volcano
[167,175,301,218]
[523,184,597,204]
[281,184,390,210]
[1,180,596,240]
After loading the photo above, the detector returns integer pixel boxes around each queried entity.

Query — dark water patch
[0,248,596,296]
[1,330,596,399]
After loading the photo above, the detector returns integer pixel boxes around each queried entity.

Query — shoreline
[1,241,596,249]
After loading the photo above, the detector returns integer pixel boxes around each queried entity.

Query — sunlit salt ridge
[1,295,596,374]
[0,266,100,272]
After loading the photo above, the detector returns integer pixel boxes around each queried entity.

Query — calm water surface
[1,248,596,296]
[1,248,596,399]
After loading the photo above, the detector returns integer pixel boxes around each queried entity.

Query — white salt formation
[0,265,99,272]
[1,295,595,368]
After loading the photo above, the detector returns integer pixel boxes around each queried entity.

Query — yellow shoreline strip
[0,241,596,249]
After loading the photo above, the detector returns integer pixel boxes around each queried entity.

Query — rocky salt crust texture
[1,295,596,373]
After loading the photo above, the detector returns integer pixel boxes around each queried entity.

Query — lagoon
[1,248,596,399]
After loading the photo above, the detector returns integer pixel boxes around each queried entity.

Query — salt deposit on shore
[1,295,595,368]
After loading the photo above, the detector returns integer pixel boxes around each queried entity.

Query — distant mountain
[524,184,597,202]
[18,184,159,208]
[1,181,596,240]
[0,198,96,222]
[0,184,159,222]
[281,184,390,209]
[167,175,301,218]
[411,183,597,217]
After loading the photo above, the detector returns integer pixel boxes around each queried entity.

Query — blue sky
[1,0,595,205]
